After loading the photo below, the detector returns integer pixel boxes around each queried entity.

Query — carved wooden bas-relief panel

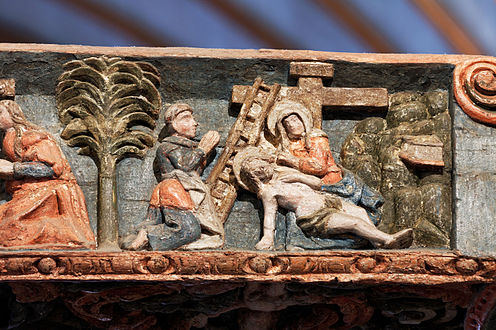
[1,44,496,328]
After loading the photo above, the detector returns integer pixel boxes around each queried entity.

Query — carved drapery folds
[0,78,15,99]
[454,59,496,125]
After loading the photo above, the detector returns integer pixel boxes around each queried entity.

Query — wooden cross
[231,62,388,129]
[0,79,15,100]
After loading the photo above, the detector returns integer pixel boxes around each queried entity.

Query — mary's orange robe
[288,135,342,185]
[0,129,96,250]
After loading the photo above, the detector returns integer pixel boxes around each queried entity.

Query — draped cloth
[146,135,224,250]
[287,133,342,185]
[152,169,224,237]
[0,129,96,250]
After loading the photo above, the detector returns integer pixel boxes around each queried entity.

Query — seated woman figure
[0,100,96,250]
[234,148,413,251]
[267,100,342,185]
[267,101,383,224]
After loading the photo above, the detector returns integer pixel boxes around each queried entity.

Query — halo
[266,100,314,138]
[232,146,274,191]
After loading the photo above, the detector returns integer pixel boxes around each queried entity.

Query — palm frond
[82,57,107,72]
[57,56,161,161]
[109,96,158,120]
[112,146,146,161]
[110,131,155,154]
[108,71,141,87]
[58,67,106,91]
[58,96,103,122]
[60,118,89,140]
[114,112,157,133]
[64,135,101,156]
[109,61,144,78]
[109,81,161,109]
[136,61,161,88]
[56,82,104,108]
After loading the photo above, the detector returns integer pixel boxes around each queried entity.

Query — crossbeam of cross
[231,62,388,128]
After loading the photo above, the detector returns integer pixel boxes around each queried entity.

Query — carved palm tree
[56,56,161,250]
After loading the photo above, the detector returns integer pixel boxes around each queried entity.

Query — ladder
[206,77,280,223]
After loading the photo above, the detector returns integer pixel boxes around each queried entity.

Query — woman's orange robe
[288,135,342,185]
[0,129,96,250]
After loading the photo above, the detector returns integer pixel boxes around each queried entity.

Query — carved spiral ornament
[454,59,496,125]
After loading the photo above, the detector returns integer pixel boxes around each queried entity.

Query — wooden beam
[0,43,489,64]
[52,0,175,47]
[411,0,484,55]
[232,62,388,129]
[314,0,398,53]
[290,61,334,78]
[202,0,299,49]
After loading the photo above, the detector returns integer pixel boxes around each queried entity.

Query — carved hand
[198,130,220,154]
[276,151,300,168]
[0,159,14,178]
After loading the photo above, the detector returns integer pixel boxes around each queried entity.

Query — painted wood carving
[1,45,496,328]
[0,100,96,250]
[0,53,452,252]
[55,56,161,250]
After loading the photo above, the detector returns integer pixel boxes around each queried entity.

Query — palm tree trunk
[97,153,120,251]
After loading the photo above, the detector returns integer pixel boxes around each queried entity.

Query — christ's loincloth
[296,194,344,238]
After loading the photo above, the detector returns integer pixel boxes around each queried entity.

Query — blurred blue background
[0,0,495,55]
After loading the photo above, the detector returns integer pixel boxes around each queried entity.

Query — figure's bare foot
[255,236,275,250]
[383,228,414,249]
[129,228,149,251]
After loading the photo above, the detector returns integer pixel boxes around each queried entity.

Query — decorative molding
[3,272,476,328]
[454,58,496,125]
[0,251,495,283]
[465,284,496,330]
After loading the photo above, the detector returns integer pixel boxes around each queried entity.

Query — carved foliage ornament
[56,56,161,249]
[56,56,161,165]
[454,59,496,125]
[0,251,495,282]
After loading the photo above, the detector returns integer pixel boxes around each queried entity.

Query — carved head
[0,100,42,157]
[282,113,305,139]
[240,158,274,194]
[0,100,33,130]
[267,101,313,150]
[164,103,198,139]
[233,146,275,194]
